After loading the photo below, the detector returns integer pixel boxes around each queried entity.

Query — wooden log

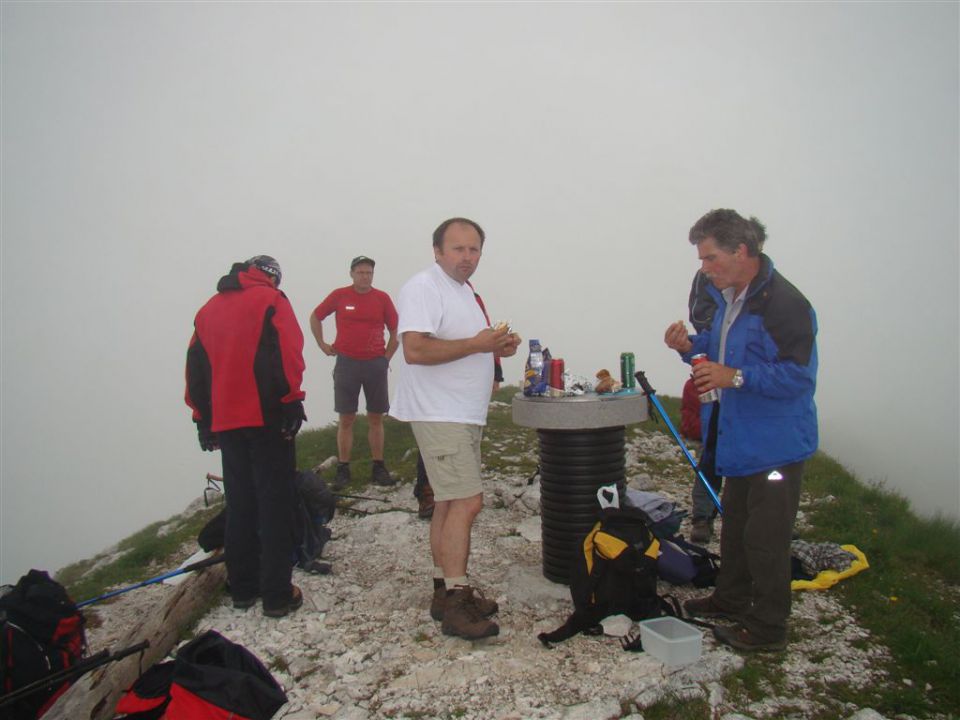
[44,559,226,720]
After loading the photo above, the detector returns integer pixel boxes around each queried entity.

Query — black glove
[197,424,219,452]
[280,401,306,441]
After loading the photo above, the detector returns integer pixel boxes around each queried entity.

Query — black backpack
[538,507,676,646]
[113,630,287,720]
[198,471,334,573]
[292,470,335,572]
[0,570,87,719]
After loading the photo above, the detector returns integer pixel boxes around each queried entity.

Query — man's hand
[472,326,507,353]
[475,326,522,356]
[319,341,336,357]
[280,401,306,441]
[664,321,693,353]
[197,424,219,452]
[691,361,738,392]
[496,332,522,358]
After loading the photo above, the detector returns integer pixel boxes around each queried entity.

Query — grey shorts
[411,422,483,502]
[333,355,389,415]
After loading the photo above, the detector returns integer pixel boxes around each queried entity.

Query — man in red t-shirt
[311,256,399,488]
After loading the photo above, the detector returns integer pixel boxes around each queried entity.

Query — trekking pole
[0,640,149,708]
[204,473,223,506]
[332,492,389,503]
[77,554,226,608]
[208,472,384,503]
[635,370,723,515]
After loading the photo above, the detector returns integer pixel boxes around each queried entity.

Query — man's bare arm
[403,328,510,366]
[310,313,336,356]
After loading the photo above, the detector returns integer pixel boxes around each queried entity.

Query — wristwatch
[732,369,744,389]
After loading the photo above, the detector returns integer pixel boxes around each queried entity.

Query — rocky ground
[88,428,901,720]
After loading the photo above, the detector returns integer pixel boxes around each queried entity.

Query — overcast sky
[2,1,957,584]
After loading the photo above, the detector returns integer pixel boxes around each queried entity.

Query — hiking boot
[430,584,498,621]
[263,585,303,618]
[430,585,446,621]
[371,461,396,486]
[333,462,351,490]
[683,594,738,620]
[441,587,499,640]
[418,483,435,519]
[690,518,714,544]
[713,624,787,652]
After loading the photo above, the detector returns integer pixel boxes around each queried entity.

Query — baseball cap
[350,256,375,270]
[247,255,282,286]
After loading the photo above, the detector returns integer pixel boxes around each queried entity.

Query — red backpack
[114,630,287,720]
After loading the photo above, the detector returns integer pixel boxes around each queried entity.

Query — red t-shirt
[313,286,398,360]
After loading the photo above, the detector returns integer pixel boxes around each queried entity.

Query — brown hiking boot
[430,584,498,621]
[683,594,739,620]
[418,483,435,519]
[263,585,303,618]
[690,518,714,544]
[713,624,787,652]
[441,587,499,639]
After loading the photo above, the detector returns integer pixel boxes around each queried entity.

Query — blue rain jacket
[683,255,818,477]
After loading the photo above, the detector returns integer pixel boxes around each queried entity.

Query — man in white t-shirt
[392,217,521,640]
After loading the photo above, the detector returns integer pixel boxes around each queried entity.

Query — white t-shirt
[391,263,494,425]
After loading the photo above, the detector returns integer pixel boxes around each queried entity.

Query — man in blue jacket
[664,209,818,652]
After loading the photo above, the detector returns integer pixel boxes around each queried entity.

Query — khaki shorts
[411,422,483,502]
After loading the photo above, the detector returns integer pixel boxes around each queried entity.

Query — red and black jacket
[185,263,305,432]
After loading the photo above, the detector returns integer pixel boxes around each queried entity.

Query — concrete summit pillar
[512,392,648,584]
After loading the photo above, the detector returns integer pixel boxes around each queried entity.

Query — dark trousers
[219,427,297,610]
[713,461,804,642]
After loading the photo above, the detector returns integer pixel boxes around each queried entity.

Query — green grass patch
[58,504,222,603]
[642,695,710,719]
[799,452,960,716]
[296,415,419,490]
[634,393,682,435]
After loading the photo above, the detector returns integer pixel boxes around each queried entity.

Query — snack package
[595,368,623,394]
[523,340,549,396]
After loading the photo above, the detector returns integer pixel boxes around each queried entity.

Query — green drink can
[620,352,636,388]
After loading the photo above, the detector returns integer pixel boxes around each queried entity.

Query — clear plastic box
[638,617,703,666]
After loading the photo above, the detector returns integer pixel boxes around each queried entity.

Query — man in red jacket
[185,255,306,618]
[311,256,399,488]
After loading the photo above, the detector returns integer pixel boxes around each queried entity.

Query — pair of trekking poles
[0,641,150,710]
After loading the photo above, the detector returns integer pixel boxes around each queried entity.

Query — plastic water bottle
[524,339,545,396]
